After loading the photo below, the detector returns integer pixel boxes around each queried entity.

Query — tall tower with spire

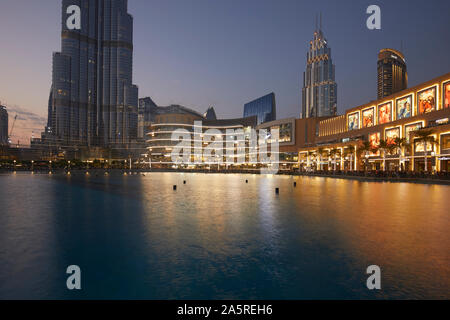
[45,0,138,147]
[301,14,337,118]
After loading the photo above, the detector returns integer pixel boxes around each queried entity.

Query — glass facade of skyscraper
[46,0,138,147]
[243,92,276,125]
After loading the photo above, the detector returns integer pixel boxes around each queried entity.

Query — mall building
[146,104,261,169]
[296,72,450,172]
[147,108,326,171]
[146,72,450,173]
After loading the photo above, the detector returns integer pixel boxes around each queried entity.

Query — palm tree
[317,147,324,171]
[307,151,315,171]
[386,141,398,171]
[329,149,336,171]
[335,149,341,171]
[329,148,340,171]
[404,141,413,171]
[377,139,393,171]
[343,145,356,171]
[323,150,330,171]
[358,141,372,172]
[393,137,407,171]
[414,129,438,172]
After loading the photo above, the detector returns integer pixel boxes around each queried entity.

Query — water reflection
[0,172,448,299]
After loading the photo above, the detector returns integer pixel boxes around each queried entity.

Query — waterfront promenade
[1,167,449,185]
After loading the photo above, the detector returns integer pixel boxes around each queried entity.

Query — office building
[243,92,276,125]
[302,19,337,118]
[0,105,8,145]
[377,48,408,99]
[45,0,139,147]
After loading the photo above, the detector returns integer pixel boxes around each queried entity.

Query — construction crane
[8,115,17,144]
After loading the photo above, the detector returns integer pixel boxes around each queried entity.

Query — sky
[0,0,449,145]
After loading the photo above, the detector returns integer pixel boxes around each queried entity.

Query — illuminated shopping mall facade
[298,72,450,172]
[146,104,265,169]
[146,72,450,173]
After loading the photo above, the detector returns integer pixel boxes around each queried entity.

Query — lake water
[0,172,448,299]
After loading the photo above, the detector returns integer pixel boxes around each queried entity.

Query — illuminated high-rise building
[377,48,408,99]
[46,0,138,147]
[301,17,337,118]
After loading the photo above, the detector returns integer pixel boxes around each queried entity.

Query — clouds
[9,105,46,123]
[3,104,46,146]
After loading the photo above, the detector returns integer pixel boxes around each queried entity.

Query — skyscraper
[46,0,138,147]
[243,92,276,125]
[301,17,337,118]
[0,105,8,145]
[377,48,408,99]
[138,97,158,138]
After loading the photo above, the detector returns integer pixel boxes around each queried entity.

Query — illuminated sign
[378,101,393,124]
[405,122,423,143]
[385,127,401,145]
[368,132,380,156]
[436,118,449,125]
[396,94,412,119]
[362,107,375,128]
[348,112,360,130]
[417,86,437,114]
[444,81,450,109]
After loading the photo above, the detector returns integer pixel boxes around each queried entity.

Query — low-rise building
[256,117,330,170]
[147,104,258,169]
[145,72,450,173]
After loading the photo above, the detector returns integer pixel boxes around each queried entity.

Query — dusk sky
[0,0,449,144]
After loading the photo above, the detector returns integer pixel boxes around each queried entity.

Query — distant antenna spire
[320,12,322,30]
[315,13,318,31]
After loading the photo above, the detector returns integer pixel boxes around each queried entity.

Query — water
[0,172,448,299]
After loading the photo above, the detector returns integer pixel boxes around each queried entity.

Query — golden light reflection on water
[2,172,448,299]
[290,177,450,297]
[137,173,449,297]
